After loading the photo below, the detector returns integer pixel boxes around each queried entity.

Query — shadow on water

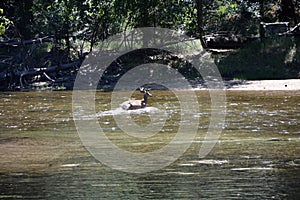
[0,90,299,199]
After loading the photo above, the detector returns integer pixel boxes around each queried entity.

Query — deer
[120,88,152,110]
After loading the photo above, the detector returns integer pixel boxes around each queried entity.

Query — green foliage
[0,8,11,36]
[205,0,260,35]
[32,0,119,51]
[1,0,299,42]
[113,0,195,32]
[216,0,238,17]
[0,0,299,42]
[30,0,199,51]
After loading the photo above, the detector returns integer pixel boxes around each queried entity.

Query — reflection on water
[0,90,299,199]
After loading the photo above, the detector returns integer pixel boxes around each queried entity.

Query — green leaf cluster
[0,8,11,36]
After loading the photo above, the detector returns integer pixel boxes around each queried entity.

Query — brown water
[0,90,299,199]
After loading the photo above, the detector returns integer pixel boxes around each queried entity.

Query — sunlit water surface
[0,90,299,199]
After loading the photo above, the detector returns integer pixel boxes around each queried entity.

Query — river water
[0,90,299,199]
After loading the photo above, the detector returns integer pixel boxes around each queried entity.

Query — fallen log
[19,60,81,81]
[0,60,81,90]
[0,37,54,47]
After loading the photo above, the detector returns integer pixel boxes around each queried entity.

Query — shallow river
[0,90,299,199]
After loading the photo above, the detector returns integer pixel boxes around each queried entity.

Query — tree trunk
[140,1,150,48]
[195,0,206,47]
[259,0,265,39]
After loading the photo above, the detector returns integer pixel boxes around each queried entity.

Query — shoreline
[108,79,300,92]
[0,79,299,92]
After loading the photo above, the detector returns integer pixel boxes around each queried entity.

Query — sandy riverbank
[225,79,300,90]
